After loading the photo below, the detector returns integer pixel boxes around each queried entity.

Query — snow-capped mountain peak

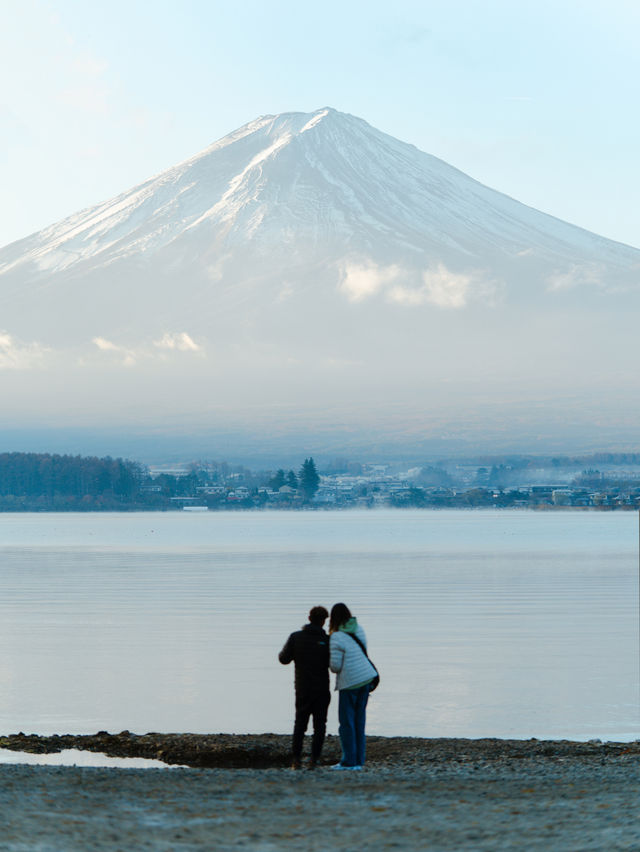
[1,106,633,282]
[0,107,638,346]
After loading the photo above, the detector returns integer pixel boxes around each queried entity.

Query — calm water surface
[0,510,638,741]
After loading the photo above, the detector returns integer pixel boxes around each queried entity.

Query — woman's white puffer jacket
[329,619,377,691]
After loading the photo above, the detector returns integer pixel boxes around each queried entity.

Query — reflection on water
[0,748,181,768]
[0,510,638,740]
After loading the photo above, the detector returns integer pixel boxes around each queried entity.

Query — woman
[329,602,377,770]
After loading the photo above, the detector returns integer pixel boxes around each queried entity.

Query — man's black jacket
[279,623,330,694]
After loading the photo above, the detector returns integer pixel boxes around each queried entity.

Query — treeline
[0,453,145,511]
[0,452,321,512]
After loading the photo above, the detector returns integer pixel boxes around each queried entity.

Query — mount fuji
[1,107,639,456]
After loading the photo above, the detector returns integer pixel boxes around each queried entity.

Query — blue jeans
[338,684,370,767]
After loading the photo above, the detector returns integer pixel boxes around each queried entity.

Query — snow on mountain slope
[2,107,638,283]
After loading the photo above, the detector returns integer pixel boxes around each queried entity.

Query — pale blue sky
[2,0,639,248]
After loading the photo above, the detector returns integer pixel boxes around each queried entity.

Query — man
[279,606,331,769]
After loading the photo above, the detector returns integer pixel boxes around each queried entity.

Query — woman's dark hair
[329,602,352,634]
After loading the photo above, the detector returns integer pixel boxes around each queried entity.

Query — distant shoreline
[4,451,640,512]
[0,504,637,514]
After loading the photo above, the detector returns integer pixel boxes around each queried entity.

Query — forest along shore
[1,732,639,768]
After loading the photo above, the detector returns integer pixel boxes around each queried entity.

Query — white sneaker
[330,763,362,771]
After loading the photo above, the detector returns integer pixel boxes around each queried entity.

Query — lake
[0,510,638,741]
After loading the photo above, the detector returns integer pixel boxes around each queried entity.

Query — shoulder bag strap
[345,631,378,675]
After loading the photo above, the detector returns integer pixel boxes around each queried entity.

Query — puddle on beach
[0,748,186,769]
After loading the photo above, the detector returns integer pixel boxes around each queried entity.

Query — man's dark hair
[309,606,329,626]
[329,602,352,633]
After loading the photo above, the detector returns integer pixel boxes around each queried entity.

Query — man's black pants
[292,690,331,763]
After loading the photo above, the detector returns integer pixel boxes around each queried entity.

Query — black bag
[346,632,380,692]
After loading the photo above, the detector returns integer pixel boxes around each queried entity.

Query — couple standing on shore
[278,603,378,770]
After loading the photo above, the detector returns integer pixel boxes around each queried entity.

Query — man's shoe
[330,763,360,771]
[307,760,317,770]
[290,759,302,770]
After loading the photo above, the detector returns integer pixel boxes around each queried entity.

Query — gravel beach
[1,734,639,850]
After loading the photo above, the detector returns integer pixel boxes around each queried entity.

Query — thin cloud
[153,332,202,352]
[340,260,496,309]
[91,332,203,366]
[92,337,120,352]
[389,264,472,308]
[0,332,49,369]
[547,263,604,291]
[91,336,136,366]
[339,262,401,302]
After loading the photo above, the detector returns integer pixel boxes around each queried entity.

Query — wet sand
[1,734,639,850]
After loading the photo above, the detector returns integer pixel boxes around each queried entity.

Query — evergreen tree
[298,457,320,501]
[268,469,286,490]
[286,470,298,490]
